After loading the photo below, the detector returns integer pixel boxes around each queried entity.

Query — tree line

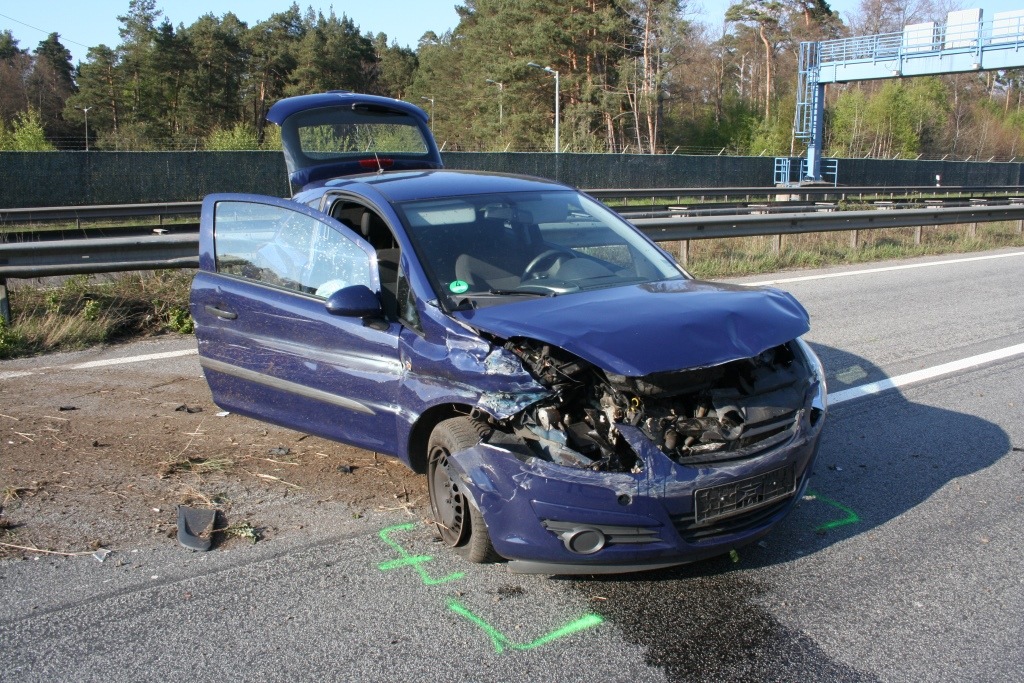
[3,0,1024,161]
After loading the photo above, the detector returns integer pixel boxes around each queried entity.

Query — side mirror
[324,284,383,317]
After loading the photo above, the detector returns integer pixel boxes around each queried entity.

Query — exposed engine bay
[487,338,815,472]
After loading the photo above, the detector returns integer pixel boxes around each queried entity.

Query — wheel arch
[407,403,486,474]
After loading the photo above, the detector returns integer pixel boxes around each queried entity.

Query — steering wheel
[522,248,576,280]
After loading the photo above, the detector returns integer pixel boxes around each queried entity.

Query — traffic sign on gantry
[794,8,1024,183]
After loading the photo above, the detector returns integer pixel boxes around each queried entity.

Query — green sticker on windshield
[449,280,469,294]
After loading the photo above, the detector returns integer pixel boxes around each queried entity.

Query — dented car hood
[453,279,810,376]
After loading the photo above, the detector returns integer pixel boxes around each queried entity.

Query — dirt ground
[0,339,427,559]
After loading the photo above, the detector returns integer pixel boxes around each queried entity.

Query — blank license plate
[694,464,796,524]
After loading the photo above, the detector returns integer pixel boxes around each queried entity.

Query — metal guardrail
[630,204,1024,240]
[3,196,1024,324]
[0,186,1015,225]
[0,233,200,278]
[0,202,202,225]
[586,185,1023,200]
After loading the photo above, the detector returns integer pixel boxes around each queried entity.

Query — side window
[213,201,374,298]
[328,198,408,322]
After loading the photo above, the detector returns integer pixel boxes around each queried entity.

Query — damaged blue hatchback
[190,92,827,573]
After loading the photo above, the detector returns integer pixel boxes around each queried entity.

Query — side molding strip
[199,357,376,415]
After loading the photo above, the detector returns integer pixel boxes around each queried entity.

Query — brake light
[359,158,394,169]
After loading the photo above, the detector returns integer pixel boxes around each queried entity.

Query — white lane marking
[0,348,198,380]
[0,371,34,380]
[829,343,1024,405]
[70,348,198,370]
[746,251,1024,286]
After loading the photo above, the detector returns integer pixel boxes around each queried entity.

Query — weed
[0,317,23,357]
[179,487,230,508]
[160,457,234,477]
[166,305,194,334]
[81,299,102,321]
[220,521,260,544]
[2,485,21,505]
[44,290,63,314]
[2,482,43,505]
[62,275,91,294]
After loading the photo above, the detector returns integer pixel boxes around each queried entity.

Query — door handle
[205,305,238,320]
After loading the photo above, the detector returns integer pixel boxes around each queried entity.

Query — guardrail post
[968,198,986,237]
[0,278,10,326]
[849,230,860,249]
[772,234,783,254]
[1010,198,1024,233]
[678,240,689,267]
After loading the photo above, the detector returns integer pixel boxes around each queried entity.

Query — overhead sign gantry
[793,8,1024,184]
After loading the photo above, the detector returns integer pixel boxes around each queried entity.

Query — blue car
[190,92,827,573]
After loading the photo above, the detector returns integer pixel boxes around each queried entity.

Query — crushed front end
[450,337,827,574]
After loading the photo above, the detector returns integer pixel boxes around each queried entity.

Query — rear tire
[426,417,500,563]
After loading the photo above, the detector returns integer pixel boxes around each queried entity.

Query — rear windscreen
[283,106,430,170]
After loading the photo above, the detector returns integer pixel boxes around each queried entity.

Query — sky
[0,1,463,63]
[4,1,1024,64]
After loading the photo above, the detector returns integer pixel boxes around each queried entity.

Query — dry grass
[680,222,1024,279]
[1,270,194,359]
[159,456,235,478]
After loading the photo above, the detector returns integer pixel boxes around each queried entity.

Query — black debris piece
[177,505,217,551]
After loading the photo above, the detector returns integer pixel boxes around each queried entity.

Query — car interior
[330,201,400,319]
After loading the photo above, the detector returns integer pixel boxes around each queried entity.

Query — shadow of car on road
[561,342,1012,682]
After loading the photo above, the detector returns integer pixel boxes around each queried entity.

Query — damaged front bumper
[447,391,826,575]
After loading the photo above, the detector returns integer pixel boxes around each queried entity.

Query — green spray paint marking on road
[447,598,604,654]
[377,524,465,585]
[806,489,861,532]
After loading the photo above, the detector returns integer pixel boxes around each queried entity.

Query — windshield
[396,190,685,310]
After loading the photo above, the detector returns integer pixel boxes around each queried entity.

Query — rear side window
[212,201,375,298]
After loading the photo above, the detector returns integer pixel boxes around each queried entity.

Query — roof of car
[317,170,574,203]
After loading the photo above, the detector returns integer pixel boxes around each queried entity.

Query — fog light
[563,528,606,554]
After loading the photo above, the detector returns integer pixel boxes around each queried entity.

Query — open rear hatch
[267,92,443,191]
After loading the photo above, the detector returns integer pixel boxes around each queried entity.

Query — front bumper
[446,412,825,575]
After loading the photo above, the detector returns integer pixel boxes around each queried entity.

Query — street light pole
[80,107,91,151]
[420,96,435,134]
[527,62,559,153]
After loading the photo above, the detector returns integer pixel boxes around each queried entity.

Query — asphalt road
[2,249,1023,682]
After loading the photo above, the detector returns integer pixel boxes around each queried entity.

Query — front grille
[674,411,801,466]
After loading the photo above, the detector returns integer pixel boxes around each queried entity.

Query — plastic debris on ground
[176,505,217,551]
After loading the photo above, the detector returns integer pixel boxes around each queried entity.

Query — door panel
[191,195,403,454]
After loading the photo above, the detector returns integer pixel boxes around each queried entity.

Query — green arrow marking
[447,598,604,654]
[377,524,465,585]
[806,489,861,532]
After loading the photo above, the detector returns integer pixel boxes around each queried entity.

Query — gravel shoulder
[0,337,425,559]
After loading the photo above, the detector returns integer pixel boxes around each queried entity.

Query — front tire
[426,417,500,563]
